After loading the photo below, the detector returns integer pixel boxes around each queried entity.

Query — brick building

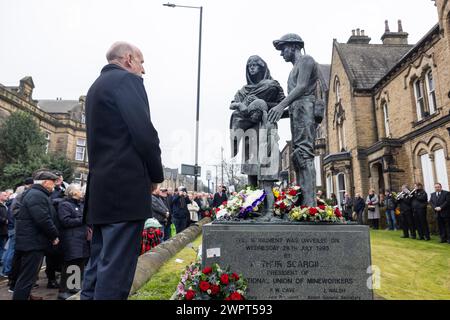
[322,0,450,204]
[0,77,89,185]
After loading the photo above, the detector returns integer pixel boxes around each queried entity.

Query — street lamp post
[163,2,203,192]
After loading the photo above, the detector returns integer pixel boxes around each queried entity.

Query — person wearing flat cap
[268,33,322,207]
[12,170,60,300]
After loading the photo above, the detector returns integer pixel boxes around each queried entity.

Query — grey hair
[14,186,26,195]
[65,183,82,198]
[106,42,137,63]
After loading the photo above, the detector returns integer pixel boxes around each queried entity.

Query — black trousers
[437,215,450,242]
[12,250,44,300]
[401,210,416,238]
[369,219,379,229]
[59,258,87,293]
[8,250,23,287]
[414,209,430,239]
[80,220,144,300]
[45,247,63,281]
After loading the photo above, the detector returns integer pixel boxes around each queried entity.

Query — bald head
[106,41,145,77]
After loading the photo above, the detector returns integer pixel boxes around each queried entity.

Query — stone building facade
[0,76,88,185]
[322,0,450,204]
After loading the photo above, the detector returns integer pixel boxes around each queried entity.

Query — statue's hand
[268,105,284,123]
[230,102,240,110]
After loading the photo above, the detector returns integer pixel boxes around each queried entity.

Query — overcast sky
[0,0,439,183]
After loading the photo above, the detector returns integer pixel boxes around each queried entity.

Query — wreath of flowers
[176,263,248,300]
[273,186,344,223]
[215,187,266,220]
[289,205,343,223]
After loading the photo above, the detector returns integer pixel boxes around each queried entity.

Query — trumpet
[408,188,417,199]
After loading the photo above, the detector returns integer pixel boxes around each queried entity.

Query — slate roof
[335,43,413,90]
[38,99,81,113]
[318,64,331,91]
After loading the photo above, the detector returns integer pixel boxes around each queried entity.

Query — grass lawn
[129,235,203,300]
[371,230,450,300]
[131,230,450,300]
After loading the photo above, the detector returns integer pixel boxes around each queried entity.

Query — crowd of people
[0,172,230,300]
[317,182,450,244]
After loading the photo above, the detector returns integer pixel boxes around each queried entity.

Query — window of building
[73,172,88,187]
[383,102,390,138]
[335,78,341,104]
[75,138,86,161]
[44,132,51,154]
[434,149,449,191]
[326,175,333,199]
[81,112,86,124]
[337,122,345,152]
[335,173,346,207]
[425,70,437,115]
[420,154,435,199]
[414,79,426,121]
[314,156,322,187]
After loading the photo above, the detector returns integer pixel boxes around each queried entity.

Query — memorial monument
[202,34,373,300]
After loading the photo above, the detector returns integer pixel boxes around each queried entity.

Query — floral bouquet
[176,263,248,300]
[288,205,343,223]
[273,186,303,218]
[216,187,266,220]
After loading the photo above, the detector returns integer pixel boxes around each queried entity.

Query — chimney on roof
[381,19,409,45]
[347,27,371,44]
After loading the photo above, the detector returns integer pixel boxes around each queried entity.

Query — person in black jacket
[411,182,430,241]
[57,184,90,300]
[397,185,416,239]
[429,183,450,244]
[353,193,366,225]
[81,42,164,300]
[151,188,169,230]
[171,187,191,233]
[159,188,172,241]
[0,191,9,266]
[13,170,60,300]
[212,185,228,208]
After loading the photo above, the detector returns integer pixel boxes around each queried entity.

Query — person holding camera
[171,187,191,233]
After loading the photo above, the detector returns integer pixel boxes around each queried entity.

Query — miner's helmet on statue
[273,33,304,50]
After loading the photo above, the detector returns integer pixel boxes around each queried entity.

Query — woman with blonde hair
[366,189,380,229]
[56,184,90,300]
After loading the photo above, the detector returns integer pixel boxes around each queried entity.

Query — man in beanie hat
[269,33,321,207]
[12,170,60,300]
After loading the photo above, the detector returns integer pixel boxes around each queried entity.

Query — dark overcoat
[84,64,164,225]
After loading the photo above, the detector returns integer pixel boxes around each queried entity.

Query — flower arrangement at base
[273,186,303,218]
[176,263,248,300]
[288,205,343,223]
[216,187,266,220]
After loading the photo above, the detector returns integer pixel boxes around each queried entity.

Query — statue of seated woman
[229,55,285,186]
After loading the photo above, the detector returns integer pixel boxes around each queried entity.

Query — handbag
[367,205,376,212]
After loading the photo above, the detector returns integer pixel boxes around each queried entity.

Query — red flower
[279,202,287,210]
[309,207,318,216]
[210,284,220,295]
[185,290,195,300]
[220,274,229,285]
[301,206,308,209]
[224,296,231,301]
[215,207,221,213]
[288,189,297,196]
[335,208,342,218]
[319,205,326,211]
[222,201,228,206]
[231,273,239,281]
[230,292,244,300]
[199,281,210,292]
[202,266,213,275]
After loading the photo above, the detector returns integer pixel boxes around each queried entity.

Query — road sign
[181,164,201,177]
[206,170,212,180]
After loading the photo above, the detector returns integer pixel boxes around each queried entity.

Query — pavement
[0,267,59,300]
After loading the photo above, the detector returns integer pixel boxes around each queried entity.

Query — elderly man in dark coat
[13,170,60,300]
[81,42,164,300]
